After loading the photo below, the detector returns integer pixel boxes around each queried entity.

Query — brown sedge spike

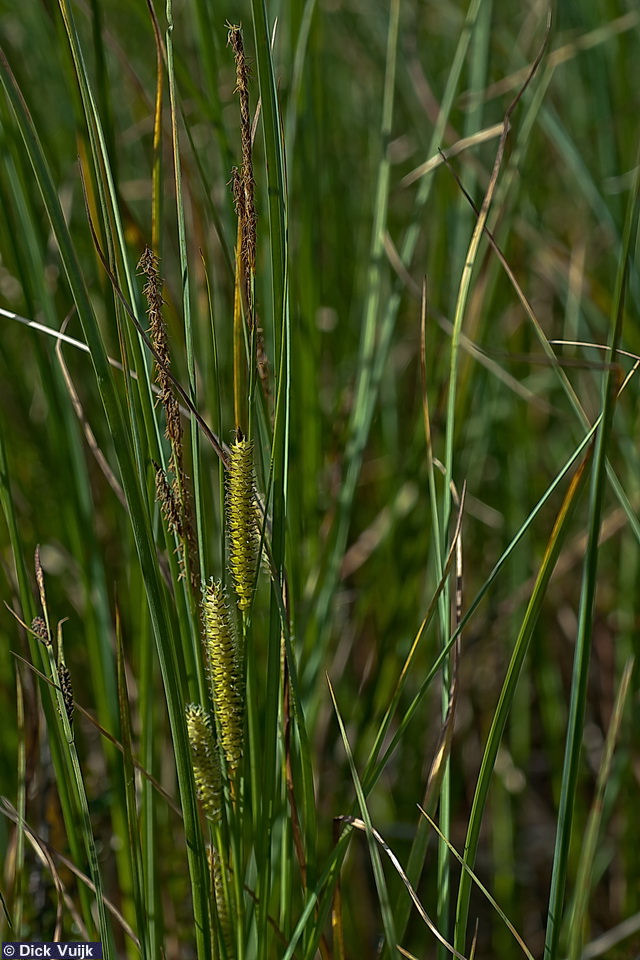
[227,431,258,611]
[34,545,47,615]
[58,663,74,728]
[227,24,256,299]
[31,616,50,647]
[56,622,74,729]
[227,22,271,416]
[138,247,199,592]
[185,703,222,822]
[202,580,244,778]
[34,545,52,638]
[154,461,183,539]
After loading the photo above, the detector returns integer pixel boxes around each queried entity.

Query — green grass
[0,2,639,958]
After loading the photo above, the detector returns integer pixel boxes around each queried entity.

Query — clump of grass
[1,4,638,959]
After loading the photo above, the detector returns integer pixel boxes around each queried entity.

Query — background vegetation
[0,1,638,958]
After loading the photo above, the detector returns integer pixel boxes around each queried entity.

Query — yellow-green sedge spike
[202,580,244,777]
[227,431,258,611]
[185,703,222,822]
[208,844,233,957]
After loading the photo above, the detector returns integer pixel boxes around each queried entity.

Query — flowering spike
[208,844,233,955]
[185,703,222,822]
[227,434,258,611]
[202,581,244,777]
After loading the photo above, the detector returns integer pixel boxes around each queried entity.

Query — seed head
[154,462,183,539]
[58,663,74,727]
[227,433,258,611]
[202,580,244,777]
[227,23,256,288]
[138,248,182,449]
[185,703,222,822]
[31,616,50,646]
[208,845,233,956]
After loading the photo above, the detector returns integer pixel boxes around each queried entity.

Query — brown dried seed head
[58,663,74,727]
[34,545,47,613]
[228,23,256,308]
[231,165,244,217]
[154,462,183,539]
[31,616,50,646]
[138,251,172,384]
[140,251,198,590]
[138,248,181,444]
